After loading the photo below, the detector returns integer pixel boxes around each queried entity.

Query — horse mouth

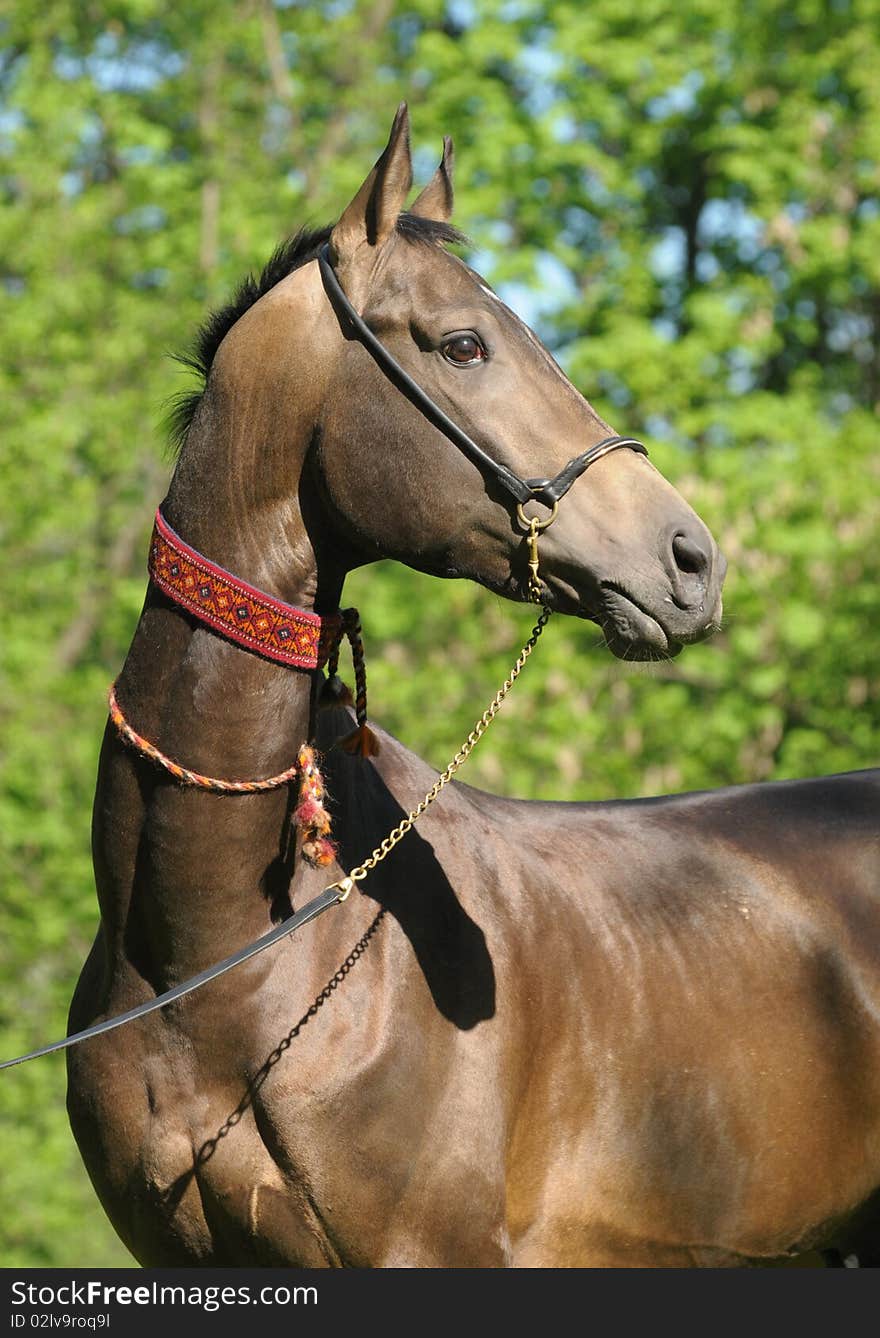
[592,585,683,661]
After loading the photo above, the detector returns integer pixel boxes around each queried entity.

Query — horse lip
[592,584,683,660]
[543,574,683,659]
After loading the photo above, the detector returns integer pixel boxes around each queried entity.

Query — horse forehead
[457,259,574,367]
[375,249,535,352]
[442,255,538,343]
[378,244,490,313]
[373,246,576,391]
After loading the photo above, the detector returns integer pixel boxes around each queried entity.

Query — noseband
[317,244,648,551]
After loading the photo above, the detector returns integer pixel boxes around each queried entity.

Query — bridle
[1,243,650,1071]
[317,242,648,596]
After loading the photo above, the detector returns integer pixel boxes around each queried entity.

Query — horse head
[313,104,725,659]
[171,104,724,662]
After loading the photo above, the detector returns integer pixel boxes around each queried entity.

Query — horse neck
[97,277,347,984]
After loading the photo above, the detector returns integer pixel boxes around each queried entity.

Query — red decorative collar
[149,509,341,669]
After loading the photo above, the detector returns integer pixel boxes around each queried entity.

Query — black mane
[166,214,466,454]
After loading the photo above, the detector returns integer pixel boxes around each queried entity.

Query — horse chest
[70,1028,343,1265]
[70,962,503,1267]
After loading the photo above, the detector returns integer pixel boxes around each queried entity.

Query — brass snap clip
[334,876,355,902]
[516,499,558,603]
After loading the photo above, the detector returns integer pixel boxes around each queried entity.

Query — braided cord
[344,609,369,729]
[108,685,300,793]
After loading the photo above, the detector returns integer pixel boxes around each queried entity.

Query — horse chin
[591,587,683,662]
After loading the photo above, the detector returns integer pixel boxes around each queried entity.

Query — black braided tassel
[319,609,380,756]
[340,609,380,756]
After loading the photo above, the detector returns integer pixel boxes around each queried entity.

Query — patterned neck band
[148,508,341,670]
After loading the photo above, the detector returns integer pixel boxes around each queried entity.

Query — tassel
[341,722,381,757]
[292,608,380,866]
[294,744,337,867]
[320,673,354,709]
[302,835,338,867]
[293,794,322,824]
[294,799,332,834]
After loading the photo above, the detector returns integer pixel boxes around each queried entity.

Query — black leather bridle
[317,243,648,516]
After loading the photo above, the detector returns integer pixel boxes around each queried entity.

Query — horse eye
[442,335,485,365]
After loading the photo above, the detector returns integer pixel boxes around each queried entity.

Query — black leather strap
[0,884,346,1070]
[524,437,648,506]
[317,245,647,509]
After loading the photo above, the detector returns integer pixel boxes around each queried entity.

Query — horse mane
[165,214,467,455]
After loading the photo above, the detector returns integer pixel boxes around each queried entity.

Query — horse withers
[68,107,878,1267]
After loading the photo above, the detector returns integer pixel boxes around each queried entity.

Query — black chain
[194,908,389,1167]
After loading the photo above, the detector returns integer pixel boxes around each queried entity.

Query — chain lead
[327,604,551,896]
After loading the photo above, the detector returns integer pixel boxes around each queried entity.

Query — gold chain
[332,603,551,900]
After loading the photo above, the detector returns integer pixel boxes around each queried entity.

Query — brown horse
[67,107,878,1268]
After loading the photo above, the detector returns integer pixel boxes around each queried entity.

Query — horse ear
[409,136,454,222]
[330,103,413,270]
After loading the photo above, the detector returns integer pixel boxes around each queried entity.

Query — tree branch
[302,0,397,201]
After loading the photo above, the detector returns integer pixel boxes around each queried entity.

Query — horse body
[71,704,880,1265]
[67,107,879,1267]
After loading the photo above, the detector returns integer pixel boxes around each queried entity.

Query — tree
[1,0,877,1265]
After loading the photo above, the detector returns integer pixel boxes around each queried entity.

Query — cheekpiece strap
[149,509,340,669]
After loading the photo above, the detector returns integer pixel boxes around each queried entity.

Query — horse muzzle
[595,537,726,660]
[543,509,726,660]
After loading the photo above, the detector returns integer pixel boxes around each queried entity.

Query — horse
[66,105,879,1268]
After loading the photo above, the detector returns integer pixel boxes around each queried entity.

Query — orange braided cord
[108,685,300,793]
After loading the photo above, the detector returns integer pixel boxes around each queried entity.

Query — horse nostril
[672,531,709,579]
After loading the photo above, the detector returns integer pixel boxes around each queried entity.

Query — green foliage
[1,0,877,1266]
